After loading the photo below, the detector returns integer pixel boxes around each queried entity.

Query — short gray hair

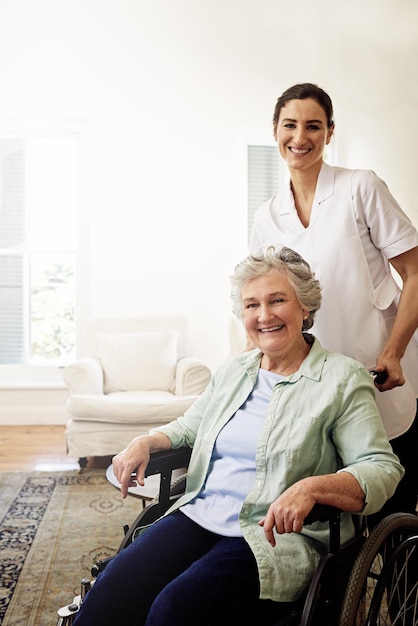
[230,246,322,330]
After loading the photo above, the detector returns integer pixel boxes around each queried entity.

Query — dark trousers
[72,511,276,626]
[368,401,418,529]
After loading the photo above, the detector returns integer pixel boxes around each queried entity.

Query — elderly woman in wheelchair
[71,246,404,626]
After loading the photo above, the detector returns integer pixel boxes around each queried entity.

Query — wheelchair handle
[369,369,388,385]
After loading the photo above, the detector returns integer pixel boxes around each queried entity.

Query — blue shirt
[149,336,404,602]
[181,369,283,535]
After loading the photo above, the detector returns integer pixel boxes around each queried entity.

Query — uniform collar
[314,161,336,204]
[278,162,336,215]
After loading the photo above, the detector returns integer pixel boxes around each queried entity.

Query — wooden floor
[0,425,112,472]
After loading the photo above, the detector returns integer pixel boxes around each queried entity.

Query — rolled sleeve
[333,367,405,515]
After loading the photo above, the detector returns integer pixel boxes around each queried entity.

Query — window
[247,145,280,243]
[0,122,84,375]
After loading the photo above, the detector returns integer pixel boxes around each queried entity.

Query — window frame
[0,119,88,387]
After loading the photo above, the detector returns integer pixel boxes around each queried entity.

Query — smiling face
[242,269,309,365]
[274,98,334,176]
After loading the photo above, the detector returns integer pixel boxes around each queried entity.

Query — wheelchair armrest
[144,447,192,508]
[304,504,341,525]
[304,504,342,553]
[145,447,192,478]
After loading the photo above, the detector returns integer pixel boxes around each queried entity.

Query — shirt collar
[235,335,326,383]
[287,335,325,383]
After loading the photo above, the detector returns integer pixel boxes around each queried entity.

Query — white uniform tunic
[250,162,418,439]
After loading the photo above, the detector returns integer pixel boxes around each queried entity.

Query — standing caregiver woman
[250,83,418,519]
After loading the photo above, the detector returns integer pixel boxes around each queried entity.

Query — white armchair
[63,316,211,467]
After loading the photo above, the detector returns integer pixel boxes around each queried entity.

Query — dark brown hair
[273,83,335,134]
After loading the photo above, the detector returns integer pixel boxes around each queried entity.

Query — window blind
[247,145,280,243]
[0,140,25,363]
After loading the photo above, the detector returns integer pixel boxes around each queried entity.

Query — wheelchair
[56,447,418,626]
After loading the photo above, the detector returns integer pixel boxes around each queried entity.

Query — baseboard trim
[0,406,68,425]
[0,388,69,425]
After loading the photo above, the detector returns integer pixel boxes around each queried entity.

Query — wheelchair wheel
[339,513,418,626]
[368,533,418,626]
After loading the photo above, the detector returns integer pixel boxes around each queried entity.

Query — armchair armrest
[63,357,104,395]
[175,357,211,396]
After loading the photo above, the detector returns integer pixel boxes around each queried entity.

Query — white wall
[1,0,417,422]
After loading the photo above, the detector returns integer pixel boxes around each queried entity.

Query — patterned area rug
[0,470,142,626]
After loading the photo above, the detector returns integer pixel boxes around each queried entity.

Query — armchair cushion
[97,331,178,393]
[67,390,197,424]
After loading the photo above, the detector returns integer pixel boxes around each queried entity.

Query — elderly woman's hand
[258,483,316,546]
[258,473,365,546]
[112,436,152,498]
